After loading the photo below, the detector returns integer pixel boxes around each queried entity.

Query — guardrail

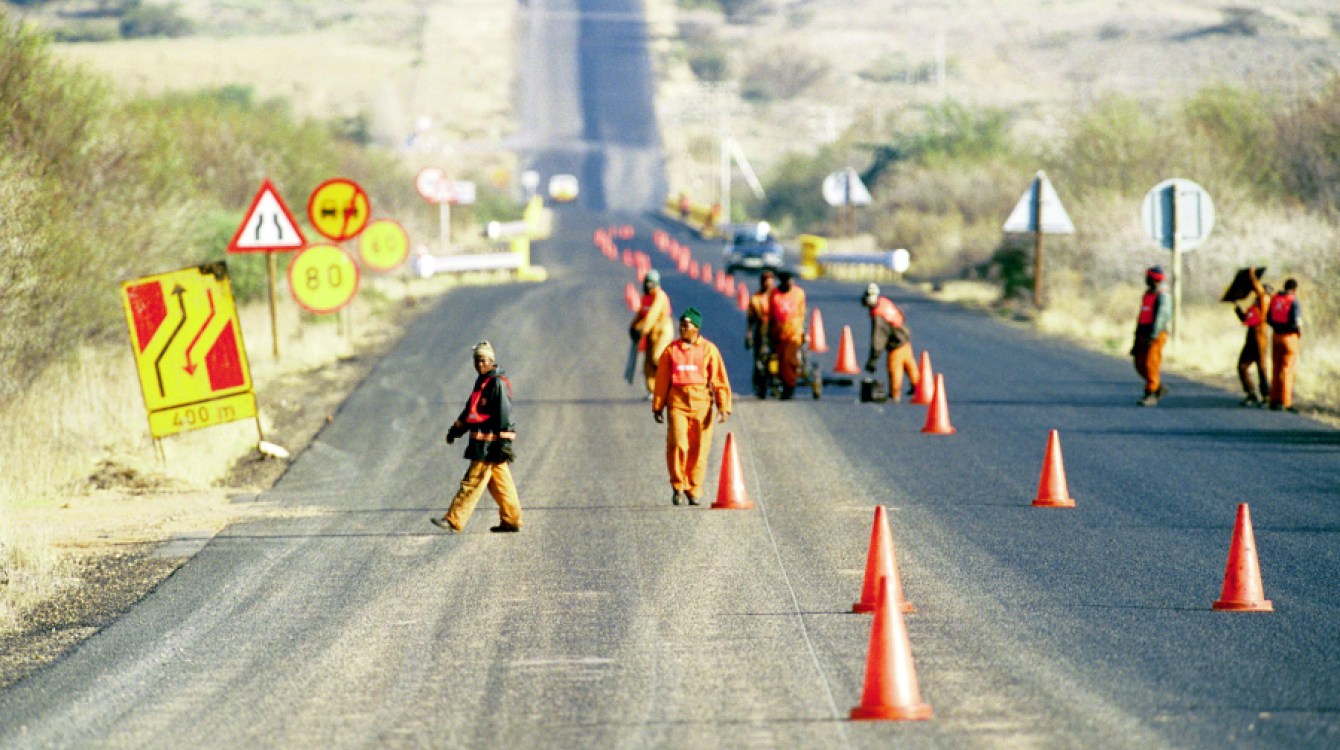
[414,237,547,282]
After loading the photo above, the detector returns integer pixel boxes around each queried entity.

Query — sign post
[1002,170,1074,308]
[1141,178,1215,343]
[416,167,456,250]
[822,167,872,237]
[307,178,372,339]
[227,178,307,358]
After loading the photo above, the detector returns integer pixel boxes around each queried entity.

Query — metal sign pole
[440,201,451,251]
[267,252,280,359]
[1170,190,1181,345]
[1033,175,1044,308]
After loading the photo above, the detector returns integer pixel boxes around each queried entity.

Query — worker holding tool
[431,341,522,533]
[767,271,807,400]
[628,269,674,397]
[653,308,732,506]
[861,283,919,401]
[1232,268,1272,406]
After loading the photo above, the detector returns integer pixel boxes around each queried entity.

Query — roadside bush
[741,53,828,102]
[119,3,194,39]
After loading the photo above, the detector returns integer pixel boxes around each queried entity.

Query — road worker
[767,270,807,400]
[653,307,732,506]
[1131,266,1172,406]
[431,341,522,533]
[861,283,919,401]
[1267,278,1303,412]
[1232,268,1272,406]
[629,269,674,397]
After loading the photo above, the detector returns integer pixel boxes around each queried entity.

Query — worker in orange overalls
[1267,278,1303,412]
[653,307,732,506]
[861,283,919,401]
[629,269,674,398]
[1232,267,1272,406]
[1131,266,1172,406]
[767,271,807,400]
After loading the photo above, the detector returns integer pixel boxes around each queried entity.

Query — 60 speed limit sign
[288,244,360,313]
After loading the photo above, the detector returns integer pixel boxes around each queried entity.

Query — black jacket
[447,368,515,462]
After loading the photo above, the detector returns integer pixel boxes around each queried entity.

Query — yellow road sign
[121,262,257,438]
[307,178,370,241]
[358,219,410,272]
[288,244,360,313]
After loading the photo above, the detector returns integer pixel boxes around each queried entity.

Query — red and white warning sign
[228,178,308,253]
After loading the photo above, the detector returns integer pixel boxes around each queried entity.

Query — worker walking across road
[861,283,919,401]
[767,271,807,400]
[630,269,674,398]
[653,308,732,506]
[1131,266,1172,406]
[431,341,523,533]
[1268,278,1303,412]
[1233,268,1272,406]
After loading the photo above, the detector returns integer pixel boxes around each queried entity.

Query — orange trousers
[445,460,522,529]
[886,344,919,400]
[1133,332,1167,394]
[665,389,715,499]
[1270,333,1300,408]
[772,336,803,386]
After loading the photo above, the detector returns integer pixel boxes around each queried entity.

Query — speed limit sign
[287,244,360,313]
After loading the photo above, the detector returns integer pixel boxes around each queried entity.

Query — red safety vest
[667,340,707,386]
[871,297,904,328]
[1138,291,1159,325]
[466,375,512,424]
[1242,305,1263,327]
[1269,293,1295,325]
[639,291,656,316]
[768,288,802,325]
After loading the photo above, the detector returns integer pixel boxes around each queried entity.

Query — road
[3,0,1339,747]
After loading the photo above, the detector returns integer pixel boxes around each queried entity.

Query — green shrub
[741,54,828,102]
[119,3,194,39]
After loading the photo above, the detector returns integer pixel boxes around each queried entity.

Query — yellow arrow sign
[307,178,370,241]
[121,263,257,438]
[288,244,360,314]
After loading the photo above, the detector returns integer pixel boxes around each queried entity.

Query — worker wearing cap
[861,283,919,401]
[1232,267,1272,406]
[653,308,732,506]
[1132,266,1172,406]
[745,270,775,351]
[767,271,807,400]
[431,341,522,533]
[630,269,674,397]
[1267,278,1303,412]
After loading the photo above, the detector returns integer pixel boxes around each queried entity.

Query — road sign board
[450,180,476,205]
[822,167,872,207]
[358,219,410,272]
[288,244,360,313]
[1003,171,1075,234]
[307,179,370,241]
[1141,178,1214,251]
[121,262,257,438]
[416,167,452,204]
[227,178,307,253]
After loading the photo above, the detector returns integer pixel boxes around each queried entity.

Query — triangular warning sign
[228,178,308,253]
[1003,171,1075,234]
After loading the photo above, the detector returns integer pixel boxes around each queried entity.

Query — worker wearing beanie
[861,283,919,401]
[630,269,674,397]
[1267,278,1303,411]
[431,341,523,533]
[653,308,732,506]
[1132,266,1172,406]
[767,271,807,400]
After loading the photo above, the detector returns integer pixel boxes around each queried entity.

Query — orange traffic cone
[1213,504,1273,612]
[737,286,749,311]
[911,351,933,405]
[621,249,633,266]
[711,432,753,509]
[625,282,640,312]
[723,275,736,297]
[1032,430,1075,508]
[703,264,714,285]
[809,309,829,353]
[921,375,955,434]
[689,260,700,280]
[834,325,861,374]
[849,578,933,721]
[677,253,690,274]
[854,506,914,614]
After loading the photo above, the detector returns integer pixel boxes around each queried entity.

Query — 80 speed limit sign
[288,244,360,313]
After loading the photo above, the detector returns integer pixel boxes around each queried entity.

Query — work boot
[780,385,795,400]
[430,517,460,533]
[489,523,521,533]
[1240,394,1261,407]
[1137,392,1158,407]
[1156,384,1169,400]
[671,490,683,506]
[686,494,700,506]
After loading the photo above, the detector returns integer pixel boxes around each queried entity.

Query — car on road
[548,174,579,202]
[722,222,784,273]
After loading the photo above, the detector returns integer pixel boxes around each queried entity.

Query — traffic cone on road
[624,282,639,312]
[834,326,861,374]
[737,285,749,311]
[921,375,955,434]
[849,578,933,721]
[1032,430,1075,508]
[809,309,829,353]
[711,432,753,509]
[854,506,914,614]
[911,351,934,405]
[1213,504,1273,612]
[723,274,736,297]
[621,249,633,266]
[703,263,714,285]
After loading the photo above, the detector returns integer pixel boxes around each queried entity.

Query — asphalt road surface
[3,0,1338,746]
